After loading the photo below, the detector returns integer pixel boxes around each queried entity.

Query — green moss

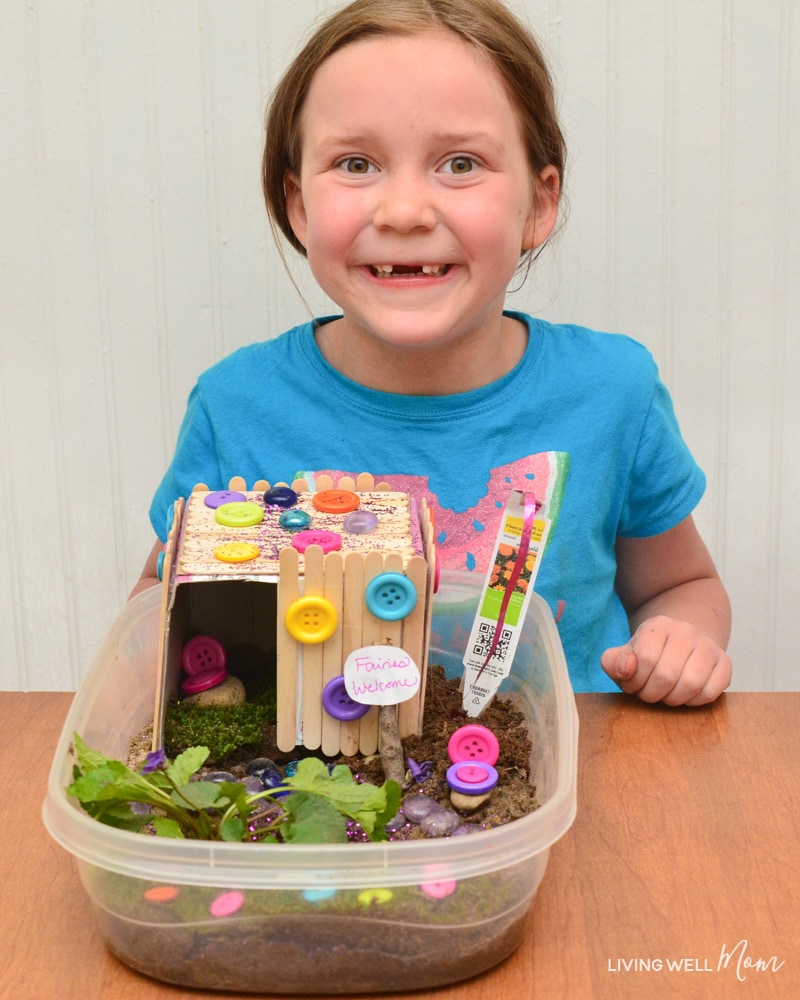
[164,692,276,766]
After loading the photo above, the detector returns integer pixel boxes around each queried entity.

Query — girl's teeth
[372,264,447,276]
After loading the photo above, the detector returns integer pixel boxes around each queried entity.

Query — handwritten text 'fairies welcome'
[343,646,421,705]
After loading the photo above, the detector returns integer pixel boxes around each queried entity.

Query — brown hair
[262,0,565,258]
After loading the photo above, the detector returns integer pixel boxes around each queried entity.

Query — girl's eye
[338,157,375,175]
[443,156,477,176]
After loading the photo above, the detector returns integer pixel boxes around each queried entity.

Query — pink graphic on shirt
[313,452,568,575]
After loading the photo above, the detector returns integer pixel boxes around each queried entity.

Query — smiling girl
[134,0,732,706]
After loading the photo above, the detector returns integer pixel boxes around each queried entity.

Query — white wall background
[2,1,797,691]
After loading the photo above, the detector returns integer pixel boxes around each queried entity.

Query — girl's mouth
[369,264,451,277]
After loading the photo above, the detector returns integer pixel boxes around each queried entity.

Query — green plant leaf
[166,745,209,786]
[220,815,246,842]
[151,816,185,838]
[281,791,348,843]
[283,759,400,840]
[169,781,226,812]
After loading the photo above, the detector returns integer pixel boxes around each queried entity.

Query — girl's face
[286,29,559,383]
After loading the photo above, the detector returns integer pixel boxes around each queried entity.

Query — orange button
[312,489,360,514]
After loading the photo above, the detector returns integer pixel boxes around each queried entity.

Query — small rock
[401,794,439,824]
[205,771,237,783]
[181,674,246,708]
[246,757,279,777]
[384,812,407,834]
[450,789,493,813]
[420,808,460,837]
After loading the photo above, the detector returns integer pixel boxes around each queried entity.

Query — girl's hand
[600,615,732,706]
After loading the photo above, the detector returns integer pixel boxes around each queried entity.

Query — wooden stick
[300,544,325,750]
[321,552,344,756]
[355,472,375,491]
[276,547,300,752]
[151,497,183,750]
[357,551,386,755]
[403,555,429,738]
[228,475,246,491]
[340,553,365,756]
[315,474,334,491]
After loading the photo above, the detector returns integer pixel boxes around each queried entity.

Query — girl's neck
[314,314,529,396]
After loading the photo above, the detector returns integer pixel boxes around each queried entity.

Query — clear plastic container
[43,572,577,994]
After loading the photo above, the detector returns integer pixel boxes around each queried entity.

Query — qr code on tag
[473,621,512,662]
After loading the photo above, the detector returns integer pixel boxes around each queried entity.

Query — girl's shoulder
[195,321,318,385]
[521,314,658,381]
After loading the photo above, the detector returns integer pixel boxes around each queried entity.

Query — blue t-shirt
[150,312,705,692]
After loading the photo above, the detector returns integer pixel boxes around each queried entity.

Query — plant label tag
[462,491,550,716]
[343,646,421,705]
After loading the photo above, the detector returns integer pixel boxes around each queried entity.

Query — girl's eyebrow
[314,130,507,156]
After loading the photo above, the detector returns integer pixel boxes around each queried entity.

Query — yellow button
[357,888,393,907]
[214,542,260,563]
[285,596,338,644]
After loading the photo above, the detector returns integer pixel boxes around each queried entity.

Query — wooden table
[2,691,798,999]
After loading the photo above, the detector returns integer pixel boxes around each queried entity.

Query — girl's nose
[372,171,437,232]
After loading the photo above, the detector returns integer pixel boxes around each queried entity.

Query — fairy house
[152,474,435,756]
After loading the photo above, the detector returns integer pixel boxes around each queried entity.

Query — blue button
[279,508,312,530]
[365,572,417,621]
[321,676,370,721]
[264,486,298,508]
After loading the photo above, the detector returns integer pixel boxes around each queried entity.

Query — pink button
[182,665,227,694]
[455,764,490,784]
[210,890,244,917]
[420,879,457,899]
[181,635,227,676]
[447,724,500,766]
[291,530,342,554]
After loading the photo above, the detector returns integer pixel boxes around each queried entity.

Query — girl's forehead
[301,30,516,131]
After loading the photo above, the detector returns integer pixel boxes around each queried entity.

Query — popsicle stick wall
[153,474,435,757]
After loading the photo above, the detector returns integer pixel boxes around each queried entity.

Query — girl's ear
[284,172,308,249]
[522,165,560,251]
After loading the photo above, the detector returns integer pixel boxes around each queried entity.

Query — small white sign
[343,646,421,705]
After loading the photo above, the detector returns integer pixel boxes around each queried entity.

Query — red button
[447,724,500,766]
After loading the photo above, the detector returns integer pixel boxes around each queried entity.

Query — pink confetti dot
[420,879,457,899]
[210,890,244,917]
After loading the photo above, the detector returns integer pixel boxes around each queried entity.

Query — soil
[109,667,542,992]
[128,664,539,836]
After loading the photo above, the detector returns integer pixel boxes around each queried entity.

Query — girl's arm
[129,537,163,599]
[600,515,732,705]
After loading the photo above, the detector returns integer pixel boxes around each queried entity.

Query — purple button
[204,489,247,509]
[322,676,370,721]
[343,510,379,534]
[446,761,498,795]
